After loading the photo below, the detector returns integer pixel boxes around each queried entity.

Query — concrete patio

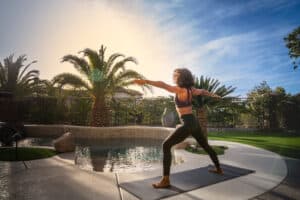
[0,139,288,200]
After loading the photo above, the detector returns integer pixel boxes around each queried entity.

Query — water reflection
[74,138,164,173]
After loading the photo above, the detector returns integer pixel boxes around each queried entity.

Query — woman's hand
[132,79,147,85]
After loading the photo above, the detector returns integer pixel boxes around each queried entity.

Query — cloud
[1,0,299,97]
[141,0,300,95]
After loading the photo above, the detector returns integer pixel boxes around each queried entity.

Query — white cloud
[1,0,299,97]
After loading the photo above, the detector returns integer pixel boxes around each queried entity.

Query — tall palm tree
[52,45,151,127]
[193,76,236,137]
[0,54,40,98]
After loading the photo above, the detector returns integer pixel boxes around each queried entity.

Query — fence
[9,95,261,128]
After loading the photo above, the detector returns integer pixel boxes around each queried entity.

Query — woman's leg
[162,125,190,176]
[153,124,190,188]
[191,128,222,173]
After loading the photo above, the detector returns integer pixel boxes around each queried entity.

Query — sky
[0,0,299,97]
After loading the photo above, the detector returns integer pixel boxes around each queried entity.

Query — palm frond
[3,54,14,67]
[19,77,39,86]
[15,55,27,71]
[114,69,144,83]
[61,54,90,77]
[107,57,138,80]
[18,60,38,80]
[109,69,152,94]
[193,75,236,108]
[52,73,92,91]
[79,48,102,71]
[18,70,39,84]
[105,53,125,75]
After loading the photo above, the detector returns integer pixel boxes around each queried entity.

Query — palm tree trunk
[196,107,208,139]
[90,96,111,127]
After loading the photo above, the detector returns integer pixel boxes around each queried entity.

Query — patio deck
[0,140,287,200]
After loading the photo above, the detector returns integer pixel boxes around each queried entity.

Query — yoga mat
[119,164,255,200]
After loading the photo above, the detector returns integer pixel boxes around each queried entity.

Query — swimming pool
[74,137,183,173]
[18,137,181,173]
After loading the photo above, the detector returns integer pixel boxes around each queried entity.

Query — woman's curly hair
[174,68,194,88]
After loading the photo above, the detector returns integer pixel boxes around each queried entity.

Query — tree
[193,76,236,137]
[0,54,40,98]
[282,93,300,130]
[284,26,300,70]
[52,45,151,127]
[247,81,272,128]
[208,98,247,128]
[247,82,288,129]
[271,87,287,128]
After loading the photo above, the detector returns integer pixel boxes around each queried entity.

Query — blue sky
[0,0,299,97]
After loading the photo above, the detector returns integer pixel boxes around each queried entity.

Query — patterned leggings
[162,114,220,176]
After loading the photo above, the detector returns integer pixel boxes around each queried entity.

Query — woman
[133,68,223,189]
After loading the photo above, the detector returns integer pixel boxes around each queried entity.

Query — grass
[185,145,228,155]
[208,131,300,159]
[0,147,57,161]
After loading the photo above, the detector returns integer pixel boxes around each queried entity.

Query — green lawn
[185,145,228,155]
[208,131,300,159]
[0,147,57,161]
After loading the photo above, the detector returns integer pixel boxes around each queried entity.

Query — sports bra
[175,88,192,108]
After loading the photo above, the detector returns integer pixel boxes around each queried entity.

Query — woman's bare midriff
[176,106,193,117]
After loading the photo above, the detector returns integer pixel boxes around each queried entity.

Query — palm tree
[52,45,151,127]
[0,54,40,98]
[193,76,236,137]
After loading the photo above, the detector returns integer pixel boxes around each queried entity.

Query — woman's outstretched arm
[133,79,181,93]
[191,87,221,99]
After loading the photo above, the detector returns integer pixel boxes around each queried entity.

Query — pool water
[74,138,166,173]
[17,137,181,173]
